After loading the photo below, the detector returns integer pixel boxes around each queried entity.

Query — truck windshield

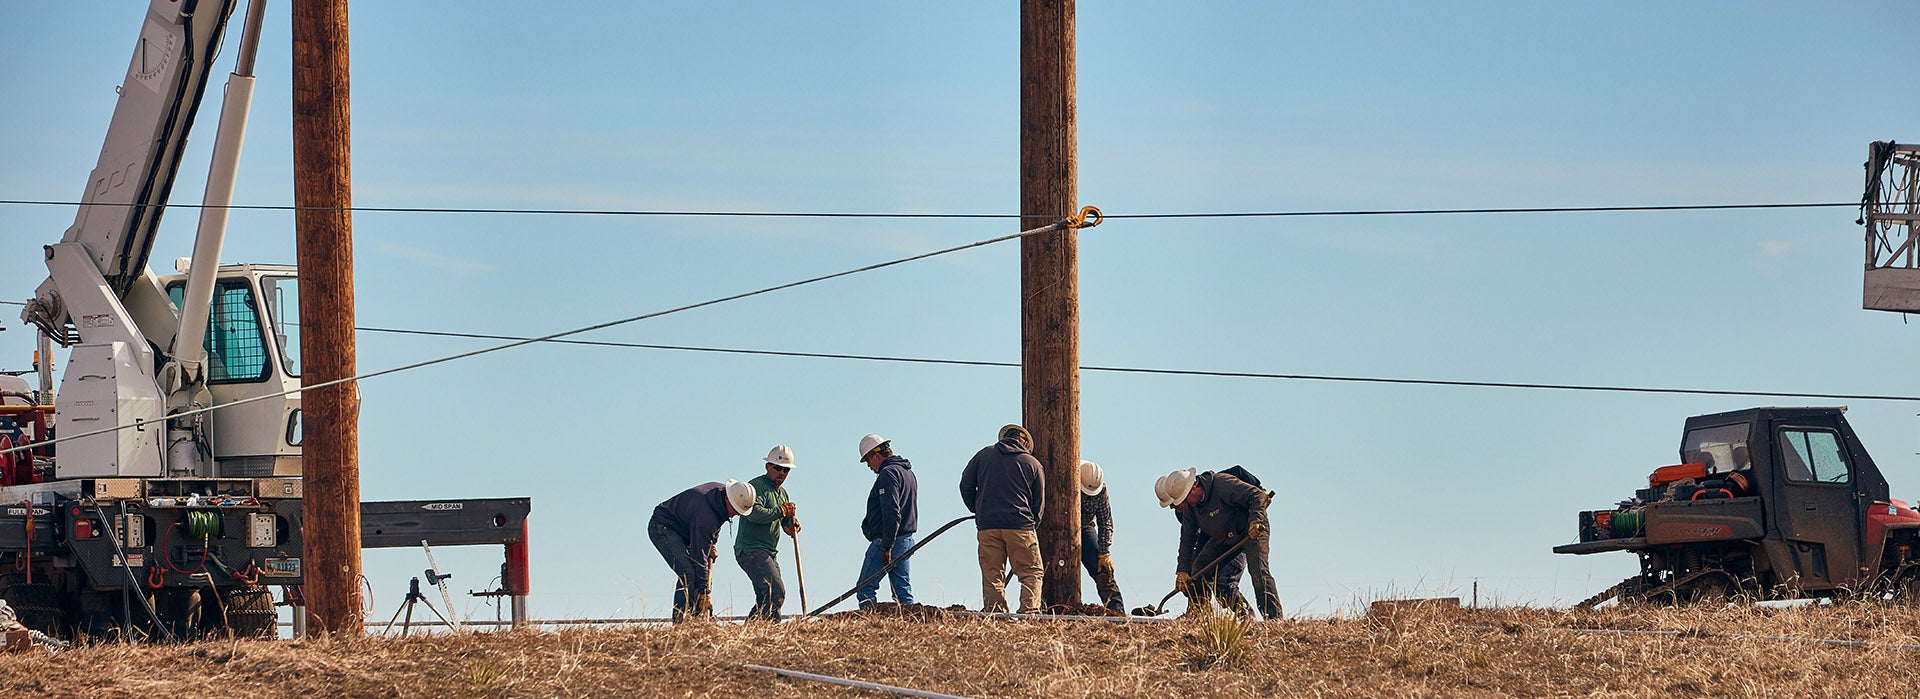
[262,276,300,377]
[168,280,270,383]
[1682,423,1751,474]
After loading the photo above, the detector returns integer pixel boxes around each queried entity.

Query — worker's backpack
[1219,464,1262,489]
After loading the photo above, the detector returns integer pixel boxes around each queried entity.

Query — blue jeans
[735,549,786,620]
[647,520,708,622]
[856,535,915,607]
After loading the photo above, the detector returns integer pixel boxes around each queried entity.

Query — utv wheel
[1894,574,1920,605]
[1686,574,1734,605]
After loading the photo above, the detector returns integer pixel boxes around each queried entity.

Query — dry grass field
[1,602,1917,697]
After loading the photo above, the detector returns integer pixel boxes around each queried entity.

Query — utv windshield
[1682,423,1752,474]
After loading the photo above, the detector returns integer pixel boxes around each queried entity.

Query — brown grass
[2,602,1917,697]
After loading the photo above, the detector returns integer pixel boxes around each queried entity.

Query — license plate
[261,557,302,577]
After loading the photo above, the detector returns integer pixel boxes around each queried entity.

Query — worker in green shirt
[735,445,801,620]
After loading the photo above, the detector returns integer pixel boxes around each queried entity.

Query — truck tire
[0,573,63,636]
[211,586,277,639]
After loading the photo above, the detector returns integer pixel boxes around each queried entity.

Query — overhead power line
[0,198,1855,220]
[0,213,1092,458]
[355,326,1920,403]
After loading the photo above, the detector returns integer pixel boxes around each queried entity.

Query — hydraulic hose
[805,515,974,617]
[87,501,176,643]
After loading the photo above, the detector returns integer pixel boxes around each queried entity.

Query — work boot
[1104,596,1126,614]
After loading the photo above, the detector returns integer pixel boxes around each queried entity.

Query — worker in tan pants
[960,425,1047,613]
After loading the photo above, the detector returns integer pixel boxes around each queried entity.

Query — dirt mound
[1046,603,1126,617]
[826,602,967,620]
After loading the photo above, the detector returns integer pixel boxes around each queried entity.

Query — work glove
[783,521,802,536]
[709,544,719,562]
[881,543,895,566]
[780,502,797,518]
[1174,571,1191,593]
[1248,520,1266,540]
[1096,553,1115,572]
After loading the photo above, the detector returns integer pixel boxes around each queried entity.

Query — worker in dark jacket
[856,434,918,608]
[960,424,1046,613]
[1077,460,1125,613]
[1158,473,1249,615]
[649,479,756,622]
[1159,467,1282,619]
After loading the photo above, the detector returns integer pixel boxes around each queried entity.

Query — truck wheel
[210,586,277,639]
[0,574,63,636]
[160,588,204,640]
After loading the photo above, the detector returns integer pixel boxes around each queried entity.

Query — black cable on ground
[805,515,975,617]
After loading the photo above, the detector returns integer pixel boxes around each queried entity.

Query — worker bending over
[649,479,756,622]
[857,434,919,608]
[1155,473,1249,616]
[960,424,1046,613]
[1159,467,1282,619]
[1078,460,1125,613]
[735,445,801,621]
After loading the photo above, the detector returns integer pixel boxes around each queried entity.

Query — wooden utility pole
[1021,0,1081,607]
[292,0,361,634]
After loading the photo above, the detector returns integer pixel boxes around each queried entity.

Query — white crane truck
[4,0,530,640]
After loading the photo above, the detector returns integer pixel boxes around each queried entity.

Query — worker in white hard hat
[648,479,756,622]
[856,434,919,607]
[1155,472,1247,615]
[1077,460,1126,613]
[1160,466,1281,619]
[735,445,802,621]
[960,424,1047,613]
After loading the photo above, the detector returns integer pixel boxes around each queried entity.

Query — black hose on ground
[804,515,974,617]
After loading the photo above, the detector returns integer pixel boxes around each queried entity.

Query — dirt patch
[1046,603,1126,617]
[825,602,966,620]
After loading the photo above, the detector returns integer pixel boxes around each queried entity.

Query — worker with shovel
[649,479,757,622]
[735,445,802,621]
[1161,467,1283,619]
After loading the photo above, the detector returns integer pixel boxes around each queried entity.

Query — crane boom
[22,0,238,337]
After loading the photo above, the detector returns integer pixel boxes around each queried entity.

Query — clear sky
[3,1,1919,622]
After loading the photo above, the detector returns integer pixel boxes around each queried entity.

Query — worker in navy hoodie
[855,434,919,608]
[648,479,756,622]
[960,424,1046,613]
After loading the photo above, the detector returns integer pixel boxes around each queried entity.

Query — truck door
[1773,422,1863,587]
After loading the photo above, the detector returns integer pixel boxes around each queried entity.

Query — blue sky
[4,1,1920,621]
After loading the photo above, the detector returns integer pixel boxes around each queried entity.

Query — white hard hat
[1152,475,1170,506]
[1079,460,1105,496]
[857,434,890,462]
[1159,468,1198,508]
[724,479,756,515]
[765,445,796,469]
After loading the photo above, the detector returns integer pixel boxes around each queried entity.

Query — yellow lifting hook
[1070,205,1102,229]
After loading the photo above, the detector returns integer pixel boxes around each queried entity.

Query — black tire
[0,573,63,636]
[160,587,204,640]
[210,586,277,639]
[1893,573,1920,605]
[1686,574,1734,605]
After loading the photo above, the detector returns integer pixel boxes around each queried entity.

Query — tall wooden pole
[292,0,362,634]
[1021,0,1081,607]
